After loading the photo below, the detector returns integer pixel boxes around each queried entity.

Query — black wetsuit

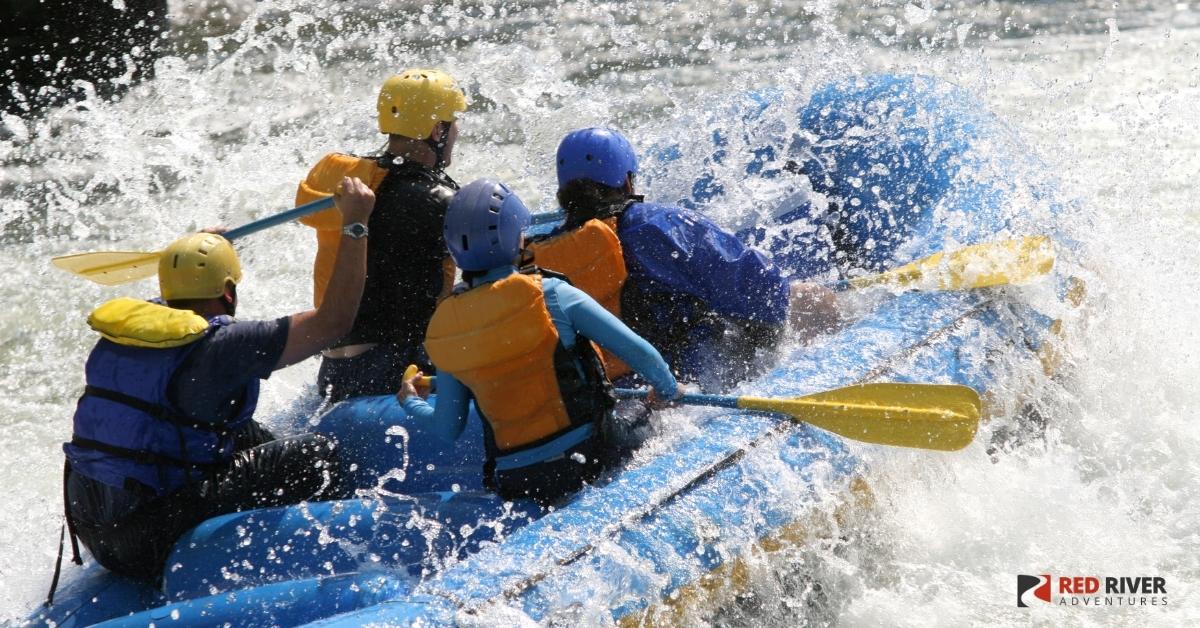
[317,158,458,401]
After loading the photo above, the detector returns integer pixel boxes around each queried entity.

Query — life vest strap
[68,435,221,471]
[82,385,230,437]
[493,423,596,471]
[46,462,82,607]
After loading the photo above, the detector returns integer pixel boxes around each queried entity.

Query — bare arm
[788,281,840,342]
[275,177,375,369]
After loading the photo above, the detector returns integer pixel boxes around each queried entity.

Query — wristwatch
[342,222,369,239]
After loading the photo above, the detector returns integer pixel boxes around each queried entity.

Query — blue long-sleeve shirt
[402,266,677,443]
[619,202,789,325]
[609,202,790,386]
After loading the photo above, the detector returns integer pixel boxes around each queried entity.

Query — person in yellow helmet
[56,178,375,586]
[294,69,467,401]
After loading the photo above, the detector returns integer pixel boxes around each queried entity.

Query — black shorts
[67,429,344,583]
[316,343,430,402]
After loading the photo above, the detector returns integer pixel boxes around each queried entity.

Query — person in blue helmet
[399,179,680,506]
[527,127,839,391]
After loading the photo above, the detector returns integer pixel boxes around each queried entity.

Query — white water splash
[2,2,1198,624]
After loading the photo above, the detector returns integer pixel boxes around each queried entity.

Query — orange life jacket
[424,271,612,452]
[294,153,388,306]
[526,218,632,378]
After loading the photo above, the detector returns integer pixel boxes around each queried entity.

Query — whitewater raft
[31,74,1074,626]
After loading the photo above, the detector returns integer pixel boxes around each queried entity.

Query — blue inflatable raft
[30,74,1075,627]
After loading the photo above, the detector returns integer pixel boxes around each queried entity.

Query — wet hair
[556,179,629,229]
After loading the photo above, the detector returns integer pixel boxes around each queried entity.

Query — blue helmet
[444,179,531,272]
[556,127,638,189]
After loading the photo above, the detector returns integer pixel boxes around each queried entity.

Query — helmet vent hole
[460,235,469,251]
[172,254,179,268]
[585,154,592,161]
[488,225,498,230]
[391,106,398,114]
[196,262,206,267]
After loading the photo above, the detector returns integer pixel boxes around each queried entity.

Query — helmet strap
[426,122,451,170]
[517,247,535,269]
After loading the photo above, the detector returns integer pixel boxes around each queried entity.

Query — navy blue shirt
[167,317,290,424]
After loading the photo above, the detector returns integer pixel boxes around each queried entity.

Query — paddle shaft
[222,196,335,241]
[615,387,739,408]
[230,197,550,238]
[417,380,737,409]
[530,209,565,227]
[827,277,870,292]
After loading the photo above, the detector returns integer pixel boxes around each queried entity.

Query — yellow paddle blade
[848,235,1055,291]
[51,250,162,286]
[737,383,981,451]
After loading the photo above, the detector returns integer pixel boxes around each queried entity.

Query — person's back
[400,179,679,506]
[529,127,799,390]
[327,159,455,350]
[57,179,375,591]
[294,69,465,401]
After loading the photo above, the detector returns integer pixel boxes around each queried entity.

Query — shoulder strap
[521,264,572,284]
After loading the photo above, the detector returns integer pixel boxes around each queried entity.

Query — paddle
[616,382,980,451]
[50,196,337,286]
[828,235,1055,292]
[414,376,981,451]
[527,206,1054,293]
[530,210,564,227]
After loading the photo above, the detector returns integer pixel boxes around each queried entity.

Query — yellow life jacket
[295,153,389,306]
[526,218,632,379]
[87,298,210,348]
[424,271,612,452]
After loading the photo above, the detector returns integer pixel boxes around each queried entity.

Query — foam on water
[2,1,1198,624]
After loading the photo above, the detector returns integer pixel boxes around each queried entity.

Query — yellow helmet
[158,233,242,301]
[376,69,466,139]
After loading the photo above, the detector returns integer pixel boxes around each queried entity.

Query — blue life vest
[63,316,258,496]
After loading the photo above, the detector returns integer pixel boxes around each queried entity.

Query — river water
[2,1,1198,625]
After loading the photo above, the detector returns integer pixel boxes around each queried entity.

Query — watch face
[345,223,367,238]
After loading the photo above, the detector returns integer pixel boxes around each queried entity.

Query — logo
[1016,574,1167,608]
[1017,574,1051,607]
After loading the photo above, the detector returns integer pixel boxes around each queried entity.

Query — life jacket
[63,298,258,496]
[526,217,632,379]
[296,152,456,349]
[424,270,614,456]
[295,152,389,307]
